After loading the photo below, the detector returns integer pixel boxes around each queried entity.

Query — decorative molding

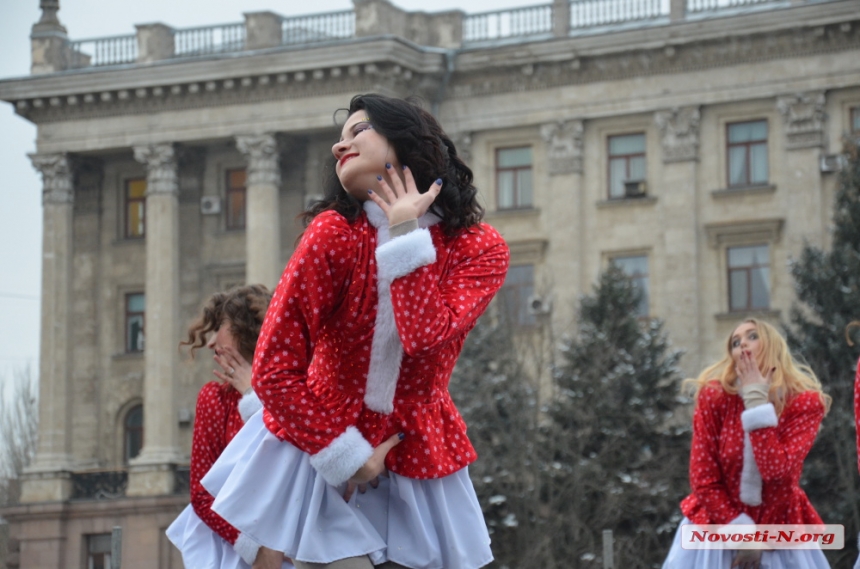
[507,238,548,265]
[711,184,776,199]
[133,144,178,196]
[30,153,73,205]
[540,119,584,175]
[704,218,784,248]
[235,134,281,187]
[654,106,700,163]
[776,91,827,150]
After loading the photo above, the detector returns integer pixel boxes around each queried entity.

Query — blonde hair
[686,318,831,415]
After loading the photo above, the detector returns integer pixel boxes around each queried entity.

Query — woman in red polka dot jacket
[848,320,860,569]
[202,94,510,569]
[166,285,293,569]
[663,318,832,569]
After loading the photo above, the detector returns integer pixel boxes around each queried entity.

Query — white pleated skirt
[202,411,493,569]
[663,518,831,569]
[166,504,295,569]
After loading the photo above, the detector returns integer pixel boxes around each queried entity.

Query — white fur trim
[741,403,778,431]
[234,532,261,565]
[238,391,262,422]
[376,228,437,283]
[728,513,755,526]
[739,431,763,506]
[308,426,374,487]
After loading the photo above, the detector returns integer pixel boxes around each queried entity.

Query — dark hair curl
[302,94,484,235]
[181,284,271,363]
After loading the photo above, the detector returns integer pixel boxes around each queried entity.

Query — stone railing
[69,34,137,68]
[570,0,667,30]
[282,10,355,46]
[463,4,554,43]
[687,0,785,13]
[174,22,246,57]
[70,470,128,500]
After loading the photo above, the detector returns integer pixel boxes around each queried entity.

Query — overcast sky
[0,0,546,382]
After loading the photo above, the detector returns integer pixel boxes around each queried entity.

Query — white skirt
[166,504,294,569]
[663,518,831,569]
[202,411,493,569]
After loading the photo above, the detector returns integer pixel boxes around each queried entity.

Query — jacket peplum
[253,201,510,486]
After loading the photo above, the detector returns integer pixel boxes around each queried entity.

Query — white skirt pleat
[166,504,294,569]
[202,411,493,569]
[663,518,831,569]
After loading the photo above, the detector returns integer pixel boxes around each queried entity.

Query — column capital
[236,134,281,186]
[655,106,701,163]
[30,153,73,205]
[776,91,827,150]
[540,119,584,175]
[133,143,178,195]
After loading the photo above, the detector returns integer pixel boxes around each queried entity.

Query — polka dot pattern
[253,210,509,479]
[190,381,245,545]
[681,383,825,526]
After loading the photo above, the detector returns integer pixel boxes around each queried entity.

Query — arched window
[124,404,143,463]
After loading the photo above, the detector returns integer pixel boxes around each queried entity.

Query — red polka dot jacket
[253,202,509,486]
[681,382,826,527]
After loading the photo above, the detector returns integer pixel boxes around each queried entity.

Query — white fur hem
[308,426,374,486]
[375,227,436,283]
[741,403,778,431]
[234,532,261,565]
[739,432,762,506]
[238,391,262,422]
[728,512,755,526]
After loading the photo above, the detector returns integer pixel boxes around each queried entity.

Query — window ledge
[711,185,776,198]
[112,351,144,361]
[486,207,541,219]
[596,196,657,209]
[111,238,146,246]
[714,309,781,322]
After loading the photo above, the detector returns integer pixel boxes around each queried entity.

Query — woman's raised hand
[213,345,253,394]
[367,164,442,227]
[736,349,773,389]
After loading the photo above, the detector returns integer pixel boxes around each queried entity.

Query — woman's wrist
[741,383,769,409]
[388,218,419,238]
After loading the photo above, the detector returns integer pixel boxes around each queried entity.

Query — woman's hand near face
[736,349,773,389]
[213,345,253,394]
[368,164,442,227]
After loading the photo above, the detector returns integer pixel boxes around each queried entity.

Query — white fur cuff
[308,426,374,487]
[238,391,263,422]
[741,403,778,431]
[728,513,755,526]
[376,227,436,283]
[234,532,261,565]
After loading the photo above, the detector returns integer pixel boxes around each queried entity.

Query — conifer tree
[786,138,860,566]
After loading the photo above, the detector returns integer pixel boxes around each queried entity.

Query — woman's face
[206,319,238,356]
[331,110,401,200]
[730,322,761,366]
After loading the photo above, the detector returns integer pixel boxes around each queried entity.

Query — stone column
[236,134,282,288]
[19,153,75,503]
[127,143,182,496]
[655,106,703,373]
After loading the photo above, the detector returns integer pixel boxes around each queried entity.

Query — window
[226,168,247,230]
[852,107,860,133]
[608,133,646,199]
[125,293,145,353]
[499,265,535,326]
[727,244,770,311]
[727,120,768,187]
[496,147,533,209]
[611,255,649,316]
[124,178,147,238]
[86,533,112,569]
[124,404,143,463]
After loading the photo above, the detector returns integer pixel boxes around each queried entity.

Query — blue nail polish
[367,189,373,194]
[435,178,443,185]
[385,163,391,169]
[398,432,405,440]
[376,175,382,181]
[401,165,407,170]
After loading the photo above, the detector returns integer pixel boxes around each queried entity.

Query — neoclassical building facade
[1,0,859,566]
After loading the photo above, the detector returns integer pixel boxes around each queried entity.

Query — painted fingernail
[435,178,443,185]
[401,164,407,170]
[367,189,373,194]
[385,163,391,169]
[376,175,383,181]
[398,432,405,440]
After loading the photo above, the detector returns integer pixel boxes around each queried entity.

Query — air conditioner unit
[200,196,221,215]
[623,180,647,198]
[819,153,845,173]
[527,295,552,316]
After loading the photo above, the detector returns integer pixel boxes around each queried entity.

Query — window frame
[123,178,147,239]
[726,120,768,188]
[225,168,247,231]
[607,132,646,200]
[495,146,533,211]
[727,244,771,312]
[499,264,536,327]
[86,533,113,569]
[125,292,145,354]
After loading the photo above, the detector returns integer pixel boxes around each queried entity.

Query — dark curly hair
[302,94,484,235]
[181,284,272,363]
